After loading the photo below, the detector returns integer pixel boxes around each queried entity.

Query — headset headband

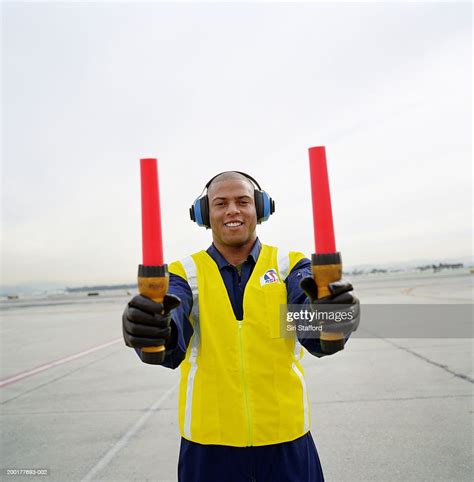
[205,171,263,191]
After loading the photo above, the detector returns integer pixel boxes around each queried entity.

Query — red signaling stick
[141,158,164,265]
[308,146,345,352]
[308,147,336,254]
[138,158,169,362]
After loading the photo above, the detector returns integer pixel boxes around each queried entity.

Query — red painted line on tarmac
[0,338,122,388]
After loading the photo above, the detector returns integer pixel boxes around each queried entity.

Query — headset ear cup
[254,190,264,223]
[192,197,203,227]
[200,196,210,228]
[260,191,274,222]
[190,195,210,228]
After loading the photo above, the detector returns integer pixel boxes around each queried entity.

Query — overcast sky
[1,1,472,287]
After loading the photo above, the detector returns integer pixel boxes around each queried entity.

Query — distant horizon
[1,253,472,295]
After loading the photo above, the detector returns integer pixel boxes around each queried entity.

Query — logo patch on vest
[260,269,280,285]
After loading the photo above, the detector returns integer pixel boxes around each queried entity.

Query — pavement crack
[382,338,474,384]
[1,407,177,415]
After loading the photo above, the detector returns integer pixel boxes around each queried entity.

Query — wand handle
[138,265,169,363]
[311,253,345,351]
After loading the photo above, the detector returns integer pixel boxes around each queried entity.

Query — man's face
[208,179,258,248]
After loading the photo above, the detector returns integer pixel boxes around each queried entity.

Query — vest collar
[207,238,262,270]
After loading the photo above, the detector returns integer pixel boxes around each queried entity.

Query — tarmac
[0,271,472,481]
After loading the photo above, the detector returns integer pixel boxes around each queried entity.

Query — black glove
[122,294,181,363]
[300,277,355,304]
[299,277,360,353]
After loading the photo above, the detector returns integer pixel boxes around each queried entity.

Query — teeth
[225,222,243,227]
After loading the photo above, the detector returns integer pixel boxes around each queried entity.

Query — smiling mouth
[224,221,244,228]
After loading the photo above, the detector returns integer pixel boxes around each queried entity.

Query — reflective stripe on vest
[277,252,291,281]
[293,339,310,433]
[176,244,309,446]
[180,256,200,439]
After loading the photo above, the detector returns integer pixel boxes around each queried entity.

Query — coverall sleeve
[135,272,194,369]
[285,258,351,358]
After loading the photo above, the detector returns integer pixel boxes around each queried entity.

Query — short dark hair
[207,171,255,192]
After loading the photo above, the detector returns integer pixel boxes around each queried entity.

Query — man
[122,171,360,482]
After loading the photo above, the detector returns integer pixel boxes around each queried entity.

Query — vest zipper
[237,319,253,446]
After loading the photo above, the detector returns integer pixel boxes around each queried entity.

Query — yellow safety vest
[169,244,310,447]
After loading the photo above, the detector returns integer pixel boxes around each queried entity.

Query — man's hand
[122,294,181,352]
[299,277,360,352]
[300,277,356,305]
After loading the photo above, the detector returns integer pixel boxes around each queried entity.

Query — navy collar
[207,238,262,270]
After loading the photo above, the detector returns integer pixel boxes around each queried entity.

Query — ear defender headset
[189,171,275,228]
